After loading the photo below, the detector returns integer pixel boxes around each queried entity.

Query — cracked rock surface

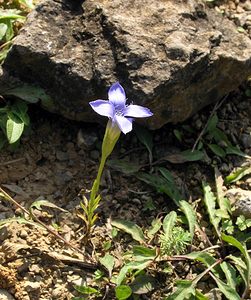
[2,0,251,128]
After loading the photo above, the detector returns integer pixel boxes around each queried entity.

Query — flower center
[115,108,124,116]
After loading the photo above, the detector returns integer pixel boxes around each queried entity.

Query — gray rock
[241,133,251,148]
[1,0,251,129]
[234,197,251,219]
[0,289,15,300]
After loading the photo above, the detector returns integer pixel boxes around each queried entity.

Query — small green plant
[0,0,34,63]
[0,99,30,148]
[160,225,191,256]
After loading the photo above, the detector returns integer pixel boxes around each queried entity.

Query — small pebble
[56,150,69,161]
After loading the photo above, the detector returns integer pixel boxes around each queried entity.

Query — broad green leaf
[180,200,197,240]
[99,254,115,277]
[74,285,99,295]
[162,211,177,237]
[30,199,67,212]
[208,144,226,158]
[0,23,7,40]
[202,182,221,238]
[116,260,152,285]
[115,285,132,300]
[11,100,29,126]
[6,115,24,144]
[134,124,153,163]
[107,159,141,175]
[206,113,218,132]
[165,280,195,300]
[130,274,156,294]
[3,84,53,105]
[210,273,241,300]
[220,261,237,289]
[111,219,145,243]
[225,166,251,184]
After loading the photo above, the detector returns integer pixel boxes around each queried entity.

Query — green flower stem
[86,120,121,230]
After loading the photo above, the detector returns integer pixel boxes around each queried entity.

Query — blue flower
[89,82,153,134]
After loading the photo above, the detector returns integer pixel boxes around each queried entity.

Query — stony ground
[0,82,250,299]
[0,1,251,299]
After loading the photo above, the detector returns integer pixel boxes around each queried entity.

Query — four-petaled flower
[89,82,153,134]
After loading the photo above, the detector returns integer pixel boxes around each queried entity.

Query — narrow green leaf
[220,261,237,289]
[0,23,7,40]
[222,233,251,296]
[6,115,24,144]
[195,290,209,300]
[107,159,141,175]
[180,200,197,240]
[147,218,162,238]
[210,273,241,300]
[226,145,250,158]
[162,211,177,237]
[116,260,152,285]
[227,255,248,288]
[215,167,230,218]
[115,285,132,300]
[180,150,204,162]
[0,9,26,20]
[136,172,181,206]
[74,285,99,295]
[132,245,156,260]
[111,219,145,243]
[165,280,195,300]
[134,124,153,162]
[158,167,175,183]
[206,113,218,132]
[30,199,67,212]
[202,182,221,238]
[185,251,221,277]
[208,144,226,158]
[225,166,251,184]
[99,254,115,277]
[173,129,183,142]
[210,128,231,146]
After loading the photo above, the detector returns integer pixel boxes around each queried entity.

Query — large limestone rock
[2,0,251,129]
